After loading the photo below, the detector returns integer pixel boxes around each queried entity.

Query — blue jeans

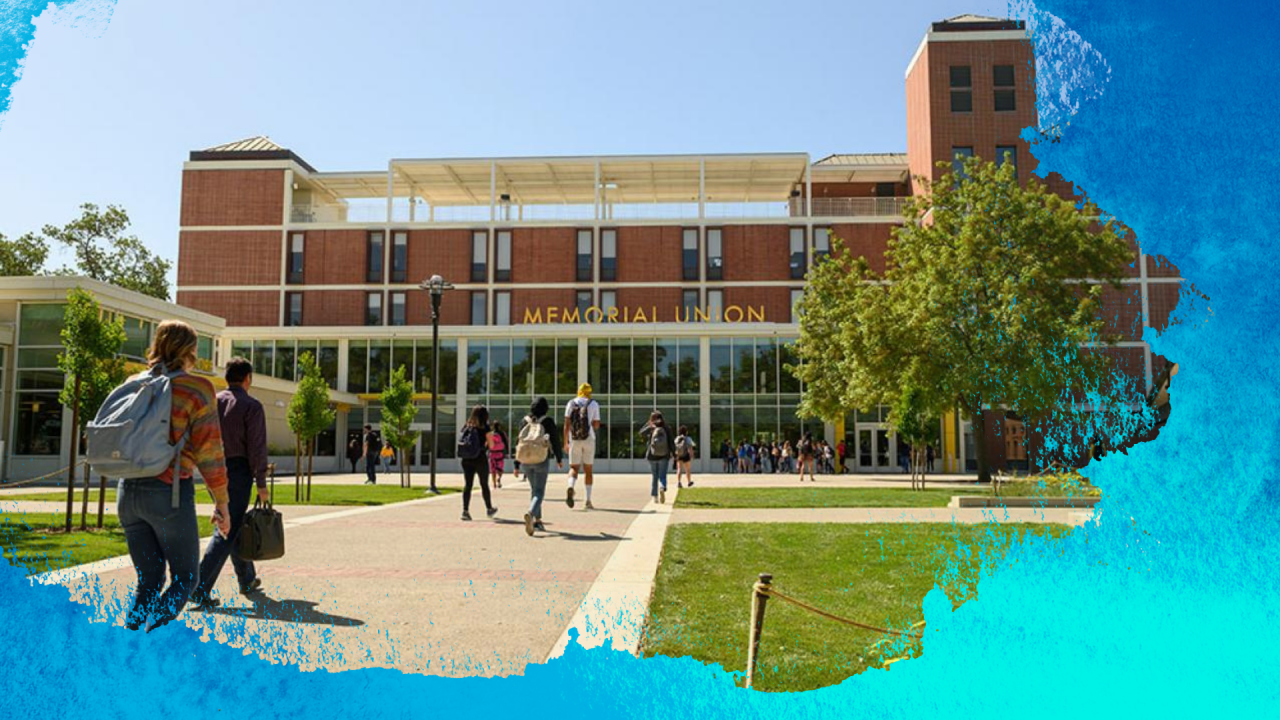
[117,477,200,629]
[193,458,257,598]
[366,455,378,483]
[524,460,550,519]
[649,459,669,497]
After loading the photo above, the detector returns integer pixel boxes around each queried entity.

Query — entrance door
[854,425,896,472]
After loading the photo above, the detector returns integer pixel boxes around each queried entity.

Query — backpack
[799,438,813,456]
[569,400,593,441]
[491,432,506,453]
[648,426,671,459]
[366,432,382,455]
[85,364,189,509]
[457,425,486,460]
[515,416,551,465]
[674,435,691,460]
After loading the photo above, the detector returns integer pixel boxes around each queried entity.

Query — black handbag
[236,468,285,561]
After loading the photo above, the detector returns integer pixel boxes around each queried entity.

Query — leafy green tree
[0,232,49,276]
[57,287,127,531]
[793,157,1132,482]
[888,382,942,490]
[40,204,172,300]
[380,366,419,489]
[287,352,336,501]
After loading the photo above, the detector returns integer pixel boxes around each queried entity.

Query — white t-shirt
[564,397,601,441]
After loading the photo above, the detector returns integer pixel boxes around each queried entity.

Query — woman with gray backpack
[514,397,563,536]
[639,410,673,504]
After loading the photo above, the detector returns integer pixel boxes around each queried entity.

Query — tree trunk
[306,438,314,503]
[971,408,992,483]
[96,474,107,529]
[295,436,302,502]
[64,379,81,534]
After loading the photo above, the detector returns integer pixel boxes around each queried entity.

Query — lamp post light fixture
[421,274,454,494]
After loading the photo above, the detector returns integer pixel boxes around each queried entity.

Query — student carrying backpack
[517,397,565,537]
[673,425,696,488]
[640,410,672,504]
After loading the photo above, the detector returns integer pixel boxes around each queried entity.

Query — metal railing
[792,196,908,218]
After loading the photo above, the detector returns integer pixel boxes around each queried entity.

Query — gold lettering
[546,306,559,324]
[652,306,658,322]
[746,305,765,323]
[585,307,604,323]
[677,306,688,322]
[724,305,745,323]
[523,308,543,324]
[633,306,648,323]
[693,306,710,323]
[562,306,580,324]
[607,306,620,323]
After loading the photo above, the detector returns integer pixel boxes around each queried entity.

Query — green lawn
[1,512,215,575]
[642,522,1069,693]
[3,485,454,507]
[674,486,981,509]
[993,479,1101,499]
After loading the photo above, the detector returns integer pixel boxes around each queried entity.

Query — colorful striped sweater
[153,372,229,505]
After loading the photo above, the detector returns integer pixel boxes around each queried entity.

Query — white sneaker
[660,488,666,504]
[585,500,594,510]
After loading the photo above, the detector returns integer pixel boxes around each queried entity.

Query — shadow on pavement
[490,517,628,542]
[195,594,365,627]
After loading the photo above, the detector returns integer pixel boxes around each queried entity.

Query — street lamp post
[422,274,454,494]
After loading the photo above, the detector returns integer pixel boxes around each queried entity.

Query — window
[365,292,383,326]
[875,182,897,198]
[367,231,384,283]
[288,233,305,284]
[994,65,1016,112]
[600,230,617,281]
[390,292,406,326]
[495,230,512,282]
[600,290,617,321]
[495,291,511,326]
[576,291,593,318]
[952,146,975,179]
[471,291,487,325]
[390,231,408,283]
[707,289,724,322]
[471,231,488,282]
[950,65,972,113]
[682,290,699,321]
[577,229,593,282]
[791,289,804,322]
[997,145,1019,179]
[789,227,806,279]
[682,229,699,281]
[707,228,723,280]
[285,292,303,326]
[813,227,831,263]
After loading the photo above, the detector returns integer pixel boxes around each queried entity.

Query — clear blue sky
[0,0,999,284]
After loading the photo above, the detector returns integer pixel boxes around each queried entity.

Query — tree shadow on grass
[194,594,365,627]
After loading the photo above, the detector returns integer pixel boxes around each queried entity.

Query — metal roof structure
[202,136,285,153]
[811,153,909,183]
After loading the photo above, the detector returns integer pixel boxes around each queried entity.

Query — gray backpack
[85,364,190,508]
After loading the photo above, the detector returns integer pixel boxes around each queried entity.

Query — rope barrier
[758,585,924,640]
[0,461,91,490]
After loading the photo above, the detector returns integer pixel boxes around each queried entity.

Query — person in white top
[563,383,602,510]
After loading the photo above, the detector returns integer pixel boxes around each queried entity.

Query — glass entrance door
[855,424,896,472]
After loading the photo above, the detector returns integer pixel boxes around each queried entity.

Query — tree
[57,287,127,531]
[888,382,942,490]
[40,204,172,300]
[793,157,1132,482]
[286,352,336,502]
[380,366,419,489]
[0,232,49,276]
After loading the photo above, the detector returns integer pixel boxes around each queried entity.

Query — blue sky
[0,0,999,282]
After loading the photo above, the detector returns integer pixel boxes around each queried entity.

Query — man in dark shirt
[190,357,269,608]
[363,424,379,485]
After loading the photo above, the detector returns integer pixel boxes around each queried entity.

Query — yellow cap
[578,383,593,398]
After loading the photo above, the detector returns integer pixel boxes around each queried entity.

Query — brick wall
[616,226,682,282]
[408,229,471,285]
[302,289,368,326]
[405,288,471,326]
[512,289,578,324]
[302,229,367,285]
[1148,254,1182,278]
[1148,283,1181,333]
[829,223,898,275]
[617,287,684,322]
[905,42,934,189]
[1099,284,1144,341]
[722,225,790,282]
[178,231,280,286]
[181,169,284,227]
[511,228,576,283]
[724,287,792,324]
[177,290,279,326]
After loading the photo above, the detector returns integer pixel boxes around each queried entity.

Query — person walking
[673,425,696,488]
[116,320,231,632]
[516,397,563,536]
[639,411,673,504]
[721,440,733,473]
[797,432,817,481]
[379,441,394,474]
[781,441,793,473]
[489,421,508,489]
[346,436,361,474]
[458,404,498,521]
[563,383,601,510]
[926,444,935,473]
[362,424,380,485]
[190,356,268,609]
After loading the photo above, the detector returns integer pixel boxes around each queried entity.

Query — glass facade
[586,338,700,461]
[707,338,817,455]
[235,339,339,389]
[15,306,62,455]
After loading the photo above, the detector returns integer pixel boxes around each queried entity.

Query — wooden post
[64,376,81,533]
[745,572,772,689]
[96,474,107,529]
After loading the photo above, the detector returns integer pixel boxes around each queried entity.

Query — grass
[674,486,981,509]
[1,512,216,575]
[3,484,454,507]
[642,522,1070,693]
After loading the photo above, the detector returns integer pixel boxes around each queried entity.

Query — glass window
[682,290,699,322]
[577,229,593,282]
[609,339,632,395]
[18,348,60,368]
[471,291,487,326]
[682,229,699,281]
[467,340,489,396]
[231,340,252,367]
[19,304,65,346]
[601,230,617,281]
[253,340,275,379]
[437,340,459,395]
[347,340,368,393]
[489,340,512,396]
[576,291,592,319]
[994,65,1016,111]
[708,290,724,323]
[319,340,339,389]
[391,231,408,283]
[15,394,62,455]
[950,65,972,113]
[391,339,414,382]
[789,228,806,279]
[366,292,383,326]
[390,292,406,326]
[997,145,1018,179]
[710,340,732,394]
[275,341,296,382]
[656,339,679,394]
[587,339,609,392]
[756,338,777,394]
[472,230,488,282]
[511,340,532,396]
[813,227,831,262]
[495,291,511,326]
[678,338,699,396]
[633,339,655,396]
[368,341,391,393]
[952,147,975,179]
[706,228,723,280]
[779,341,801,393]
[601,291,617,321]
[367,231,384,283]
[533,340,556,395]
[197,336,214,365]
[288,233,305,284]
[120,317,151,359]
[286,292,303,326]
[557,339,579,396]
[495,230,512,282]
[413,341,433,393]
[17,370,64,390]
[733,339,755,395]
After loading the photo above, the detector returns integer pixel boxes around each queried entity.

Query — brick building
[164,14,1181,474]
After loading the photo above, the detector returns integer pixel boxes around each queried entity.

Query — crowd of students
[718,435,836,478]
